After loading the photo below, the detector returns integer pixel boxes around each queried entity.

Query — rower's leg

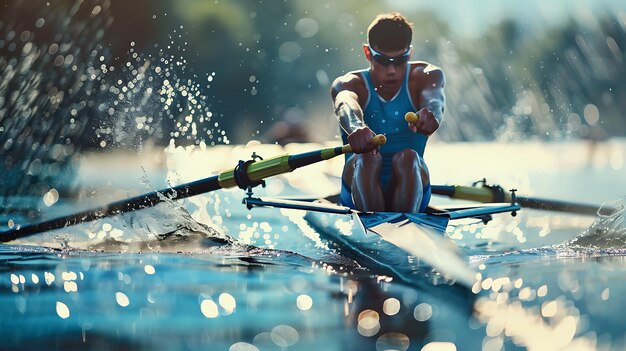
[388,149,430,213]
[343,153,385,212]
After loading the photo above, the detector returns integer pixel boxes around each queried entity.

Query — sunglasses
[367,45,412,66]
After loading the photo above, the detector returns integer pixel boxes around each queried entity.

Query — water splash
[0,0,229,218]
[0,0,114,201]
[566,197,626,250]
[92,35,228,150]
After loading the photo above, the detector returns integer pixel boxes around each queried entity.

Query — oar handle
[341,134,387,153]
[405,111,420,123]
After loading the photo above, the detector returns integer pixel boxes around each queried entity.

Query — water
[1,140,625,351]
[0,247,479,350]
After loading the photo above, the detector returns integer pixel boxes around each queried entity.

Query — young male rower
[331,13,445,213]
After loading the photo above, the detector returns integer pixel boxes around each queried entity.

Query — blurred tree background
[0,0,625,197]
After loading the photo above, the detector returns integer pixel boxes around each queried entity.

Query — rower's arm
[418,65,446,124]
[330,74,379,154]
[334,91,364,135]
[330,74,367,135]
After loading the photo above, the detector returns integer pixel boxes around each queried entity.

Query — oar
[0,135,387,242]
[404,112,609,216]
[432,183,608,216]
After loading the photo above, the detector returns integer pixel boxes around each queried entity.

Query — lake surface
[1,139,625,351]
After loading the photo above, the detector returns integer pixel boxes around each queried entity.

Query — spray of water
[0,0,229,205]
[566,197,626,250]
[0,0,114,204]
[0,0,236,250]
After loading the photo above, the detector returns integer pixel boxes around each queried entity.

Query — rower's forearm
[425,98,445,123]
[335,100,365,134]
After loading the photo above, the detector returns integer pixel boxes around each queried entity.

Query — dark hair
[367,13,413,51]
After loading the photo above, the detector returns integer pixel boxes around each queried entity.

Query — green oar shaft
[432,185,604,216]
[1,136,386,242]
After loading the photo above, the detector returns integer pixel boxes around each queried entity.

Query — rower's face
[364,44,411,93]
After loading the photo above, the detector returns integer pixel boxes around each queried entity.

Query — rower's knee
[392,149,429,184]
[353,153,382,185]
[392,149,420,170]
[355,152,382,170]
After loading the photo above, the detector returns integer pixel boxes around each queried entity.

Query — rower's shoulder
[331,71,365,91]
[331,71,367,98]
[408,61,445,86]
[409,61,444,76]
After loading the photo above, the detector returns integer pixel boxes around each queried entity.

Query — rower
[331,12,445,213]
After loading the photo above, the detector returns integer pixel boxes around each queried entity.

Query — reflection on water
[472,252,626,351]
[0,246,480,350]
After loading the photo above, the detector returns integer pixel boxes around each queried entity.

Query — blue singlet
[340,66,432,212]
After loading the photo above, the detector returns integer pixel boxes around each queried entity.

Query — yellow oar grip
[341,134,386,153]
[405,111,419,123]
[373,134,387,145]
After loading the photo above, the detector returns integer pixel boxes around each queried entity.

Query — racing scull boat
[243,193,521,288]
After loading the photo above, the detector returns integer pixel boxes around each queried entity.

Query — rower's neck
[376,86,399,101]
[369,69,403,101]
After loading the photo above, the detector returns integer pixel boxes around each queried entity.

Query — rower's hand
[348,126,379,154]
[407,108,439,136]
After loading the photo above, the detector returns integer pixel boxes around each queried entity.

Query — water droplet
[376,333,410,351]
[219,293,236,312]
[414,303,432,322]
[383,298,401,316]
[296,295,313,310]
[43,189,59,206]
[229,342,259,351]
[421,342,457,351]
[115,292,130,307]
[56,301,70,319]
[144,265,156,275]
[357,309,380,336]
[200,299,219,318]
[271,325,299,347]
